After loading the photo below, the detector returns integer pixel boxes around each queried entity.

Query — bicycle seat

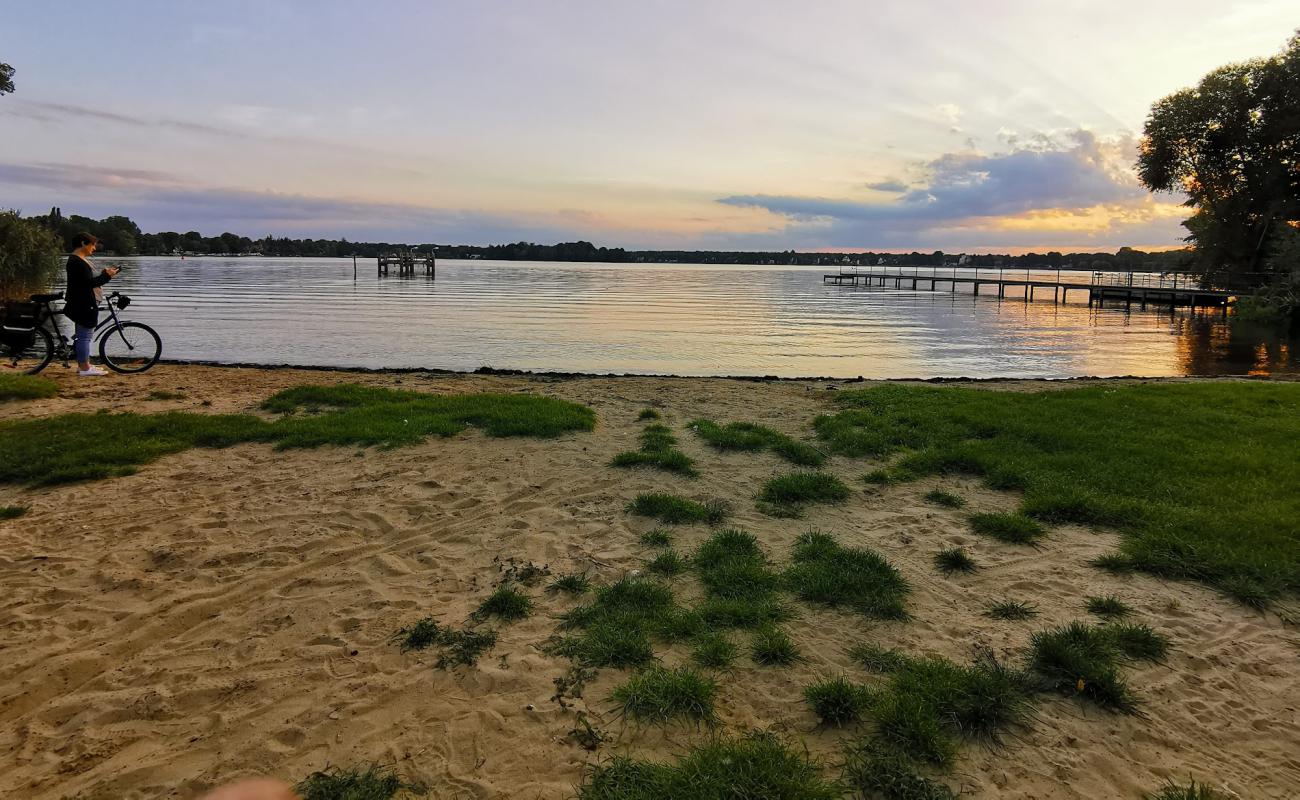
[30,292,64,303]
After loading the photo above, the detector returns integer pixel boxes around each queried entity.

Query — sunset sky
[1,1,1295,252]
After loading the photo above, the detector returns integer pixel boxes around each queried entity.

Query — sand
[0,365,1297,799]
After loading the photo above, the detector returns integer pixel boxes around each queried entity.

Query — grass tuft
[0,373,58,403]
[933,547,977,575]
[1028,622,1139,712]
[691,529,789,629]
[757,471,850,516]
[804,676,872,725]
[393,618,498,668]
[547,573,592,596]
[296,764,425,799]
[639,528,672,547]
[637,408,661,421]
[627,493,728,525]
[1090,553,1136,574]
[691,419,826,467]
[646,550,688,577]
[475,585,532,621]
[690,631,738,669]
[843,748,955,800]
[612,423,698,477]
[1105,621,1171,663]
[611,665,717,725]
[555,577,695,668]
[146,390,187,400]
[394,618,443,653]
[1085,595,1133,619]
[923,489,966,508]
[785,530,909,620]
[751,626,801,666]
[0,504,28,520]
[848,643,910,674]
[984,600,1039,621]
[969,512,1046,545]
[1145,779,1231,800]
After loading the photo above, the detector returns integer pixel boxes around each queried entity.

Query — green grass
[757,471,850,516]
[1145,779,1231,800]
[842,749,955,800]
[0,384,596,486]
[547,573,592,595]
[969,512,1046,545]
[475,585,532,621]
[637,407,661,421]
[785,530,909,620]
[611,665,717,724]
[0,505,27,520]
[639,528,672,547]
[690,631,738,669]
[866,652,1033,768]
[751,625,801,665]
[0,373,57,403]
[146,390,187,400]
[691,529,790,629]
[804,676,872,725]
[813,382,1300,605]
[393,618,497,668]
[984,600,1039,621]
[1086,595,1133,619]
[922,489,966,509]
[611,423,699,477]
[848,643,910,674]
[296,764,425,799]
[1028,622,1142,712]
[627,493,728,525]
[646,550,688,577]
[690,419,826,466]
[555,577,698,668]
[933,547,977,575]
[1105,621,1171,663]
[576,731,841,800]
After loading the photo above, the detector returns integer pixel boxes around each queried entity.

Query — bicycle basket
[1,301,40,330]
[117,294,131,309]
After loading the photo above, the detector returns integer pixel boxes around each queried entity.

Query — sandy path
[0,366,1296,798]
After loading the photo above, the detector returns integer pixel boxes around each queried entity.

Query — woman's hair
[72,231,100,248]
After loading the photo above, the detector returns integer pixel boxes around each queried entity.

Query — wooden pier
[824,265,1234,310]
[377,252,436,278]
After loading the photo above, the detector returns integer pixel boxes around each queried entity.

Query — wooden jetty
[824,265,1234,310]
[377,252,436,278]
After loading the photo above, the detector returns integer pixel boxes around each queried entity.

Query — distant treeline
[26,208,1194,270]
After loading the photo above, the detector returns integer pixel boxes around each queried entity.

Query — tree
[1137,32,1299,287]
[0,62,14,96]
[0,211,62,301]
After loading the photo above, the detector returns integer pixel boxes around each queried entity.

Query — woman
[63,232,119,376]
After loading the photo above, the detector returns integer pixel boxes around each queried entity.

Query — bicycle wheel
[1,327,54,374]
[99,322,162,373]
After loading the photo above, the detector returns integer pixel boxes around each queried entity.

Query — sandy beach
[0,365,1297,799]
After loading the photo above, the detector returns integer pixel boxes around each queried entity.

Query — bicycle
[1,291,162,374]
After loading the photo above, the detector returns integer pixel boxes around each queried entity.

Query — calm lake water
[94,257,1297,379]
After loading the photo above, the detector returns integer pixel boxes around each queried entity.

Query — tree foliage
[0,211,62,301]
[1137,32,1300,285]
[0,62,14,96]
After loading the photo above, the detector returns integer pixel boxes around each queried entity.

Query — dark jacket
[63,255,112,328]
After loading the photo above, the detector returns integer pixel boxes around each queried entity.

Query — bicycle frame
[34,296,128,356]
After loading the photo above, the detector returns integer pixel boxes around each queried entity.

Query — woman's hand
[105,266,121,278]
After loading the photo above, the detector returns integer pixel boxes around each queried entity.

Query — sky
[1,1,1296,253]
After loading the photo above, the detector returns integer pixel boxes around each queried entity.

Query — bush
[0,211,62,302]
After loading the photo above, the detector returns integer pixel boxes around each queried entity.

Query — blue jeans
[74,323,94,364]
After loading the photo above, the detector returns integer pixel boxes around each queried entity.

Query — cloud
[865,179,908,193]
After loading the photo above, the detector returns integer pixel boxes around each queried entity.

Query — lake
[95,257,1297,379]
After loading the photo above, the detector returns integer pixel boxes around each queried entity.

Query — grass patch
[813,382,1300,604]
[611,665,717,725]
[757,471,850,516]
[1105,621,1171,663]
[0,505,27,520]
[866,652,1033,768]
[0,373,57,403]
[576,731,841,800]
[690,631,737,669]
[1028,622,1143,712]
[646,550,688,577]
[146,390,186,400]
[637,407,660,421]
[627,493,728,525]
[843,748,955,800]
[555,577,697,668]
[0,384,595,486]
[848,643,910,674]
[639,528,672,547]
[923,489,966,508]
[611,423,698,477]
[690,419,826,467]
[785,530,909,620]
[969,512,1045,545]
[1146,779,1231,800]
[296,764,425,799]
[393,618,497,668]
[1085,595,1133,619]
[984,600,1039,621]
[933,547,977,575]
[691,529,790,629]
[804,676,872,725]
[751,625,801,665]
[475,585,532,621]
[547,573,592,595]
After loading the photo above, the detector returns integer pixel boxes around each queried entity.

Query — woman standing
[64,232,119,377]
